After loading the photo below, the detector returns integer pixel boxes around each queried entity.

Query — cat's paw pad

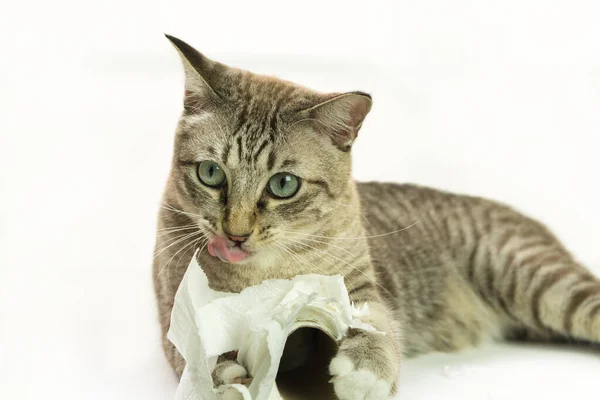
[329,353,391,400]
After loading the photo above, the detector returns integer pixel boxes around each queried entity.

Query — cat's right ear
[165,34,221,114]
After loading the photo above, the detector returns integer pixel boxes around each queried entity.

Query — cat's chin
[216,249,279,268]
[207,251,259,267]
[208,247,251,264]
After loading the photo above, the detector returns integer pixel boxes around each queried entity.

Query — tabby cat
[153,35,600,399]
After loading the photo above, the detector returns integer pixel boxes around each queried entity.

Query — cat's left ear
[298,92,372,151]
[165,34,222,114]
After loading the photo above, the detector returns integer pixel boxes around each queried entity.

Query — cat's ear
[165,34,221,114]
[297,92,372,151]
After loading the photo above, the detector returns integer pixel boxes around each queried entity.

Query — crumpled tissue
[167,251,377,400]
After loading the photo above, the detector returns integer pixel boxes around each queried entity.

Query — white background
[1,1,599,399]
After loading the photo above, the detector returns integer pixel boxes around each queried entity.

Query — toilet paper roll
[168,251,378,400]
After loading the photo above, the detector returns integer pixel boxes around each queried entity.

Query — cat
[153,35,600,400]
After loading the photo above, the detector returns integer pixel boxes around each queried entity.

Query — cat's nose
[225,232,250,244]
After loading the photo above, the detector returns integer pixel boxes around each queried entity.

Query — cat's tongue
[207,236,249,263]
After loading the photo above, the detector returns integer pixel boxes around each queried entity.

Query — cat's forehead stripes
[235,136,243,165]
[228,75,301,142]
[266,150,276,171]
[196,74,303,171]
[253,140,270,163]
[280,159,297,169]
[220,129,278,172]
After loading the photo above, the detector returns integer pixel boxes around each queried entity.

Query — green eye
[267,173,300,199]
[197,161,226,188]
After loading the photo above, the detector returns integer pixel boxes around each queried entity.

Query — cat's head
[165,35,371,266]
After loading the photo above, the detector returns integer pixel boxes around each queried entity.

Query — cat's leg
[153,214,198,377]
[155,243,252,396]
[470,214,600,344]
[329,299,402,400]
[162,325,251,398]
[157,299,187,377]
[155,269,252,385]
[154,249,187,377]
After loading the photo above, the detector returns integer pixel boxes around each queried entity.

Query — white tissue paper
[167,251,378,400]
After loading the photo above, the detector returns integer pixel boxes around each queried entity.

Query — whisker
[298,235,400,293]
[154,231,197,254]
[294,236,355,258]
[171,237,209,282]
[282,238,392,296]
[328,200,372,227]
[291,235,399,295]
[156,223,198,233]
[273,240,334,279]
[154,230,201,255]
[281,220,420,241]
[154,230,204,260]
[273,242,316,274]
[281,237,357,294]
[283,235,393,298]
[156,226,198,238]
[160,202,203,219]
[154,232,207,285]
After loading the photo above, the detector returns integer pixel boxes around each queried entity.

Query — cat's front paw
[212,351,252,400]
[329,354,391,400]
[329,329,398,400]
[212,359,251,386]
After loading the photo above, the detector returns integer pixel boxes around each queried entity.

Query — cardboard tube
[275,327,338,400]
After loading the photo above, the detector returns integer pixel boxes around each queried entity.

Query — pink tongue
[208,236,249,263]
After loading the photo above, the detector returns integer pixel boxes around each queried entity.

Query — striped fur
[153,36,600,399]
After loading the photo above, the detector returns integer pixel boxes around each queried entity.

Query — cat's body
[154,36,600,399]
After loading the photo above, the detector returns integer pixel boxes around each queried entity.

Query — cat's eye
[267,173,300,199]
[197,161,226,188]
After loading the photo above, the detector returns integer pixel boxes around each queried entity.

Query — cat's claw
[329,353,392,400]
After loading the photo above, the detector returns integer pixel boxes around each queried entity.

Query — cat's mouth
[207,236,250,263]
